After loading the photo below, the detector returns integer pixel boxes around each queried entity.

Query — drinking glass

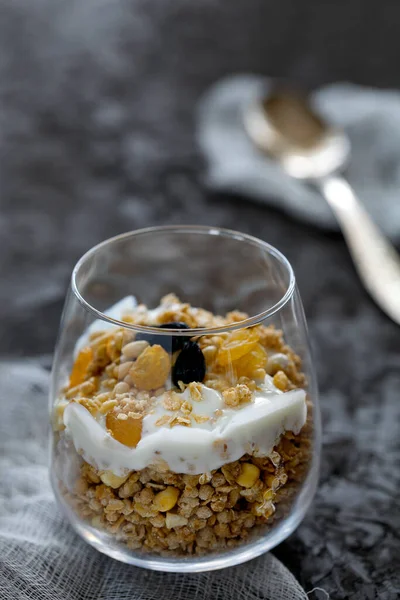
[50,225,320,572]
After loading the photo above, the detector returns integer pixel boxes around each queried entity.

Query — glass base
[51,459,319,573]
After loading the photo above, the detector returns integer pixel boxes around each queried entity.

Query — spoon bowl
[244,91,351,179]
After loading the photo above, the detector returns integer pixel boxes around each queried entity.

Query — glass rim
[71,225,296,335]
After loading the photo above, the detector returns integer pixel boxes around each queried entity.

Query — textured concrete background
[0,1,399,597]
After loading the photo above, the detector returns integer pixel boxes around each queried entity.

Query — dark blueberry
[158,322,190,353]
[172,341,206,386]
[135,321,190,353]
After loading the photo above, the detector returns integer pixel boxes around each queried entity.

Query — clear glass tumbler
[50,226,320,572]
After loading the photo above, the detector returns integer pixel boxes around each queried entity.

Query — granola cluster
[54,294,313,556]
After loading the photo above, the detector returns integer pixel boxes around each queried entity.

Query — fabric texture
[197,75,400,241]
[0,361,308,600]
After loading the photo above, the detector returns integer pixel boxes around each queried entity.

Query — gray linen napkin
[0,360,308,600]
[197,75,400,242]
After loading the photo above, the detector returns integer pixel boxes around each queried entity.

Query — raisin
[136,321,190,353]
[173,341,206,386]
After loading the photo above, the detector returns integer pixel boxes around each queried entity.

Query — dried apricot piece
[217,329,259,365]
[106,410,143,447]
[232,343,267,378]
[130,344,171,390]
[69,347,93,388]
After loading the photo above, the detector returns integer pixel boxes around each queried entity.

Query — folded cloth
[0,360,308,600]
[197,75,400,242]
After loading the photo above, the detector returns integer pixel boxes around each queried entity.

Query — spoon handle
[318,175,400,325]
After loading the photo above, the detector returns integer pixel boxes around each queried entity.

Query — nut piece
[130,345,171,391]
[165,513,188,529]
[106,410,143,447]
[266,352,290,375]
[236,463,260,488]
[114,381,130,395]
[273,370,290,391]
[116,361,134,380]
[100,471,130,489]
[202,345,217,365]
[122,340,149,360]
[153,487,180,512]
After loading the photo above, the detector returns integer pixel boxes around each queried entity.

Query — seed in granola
[172,342,206,386]
[153,487,180,512]
[116,361,134,380]
[106,410,143,447]
[69,347,93,388]
[129,345,171,391]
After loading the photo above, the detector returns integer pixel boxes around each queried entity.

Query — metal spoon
[244,90,400,325]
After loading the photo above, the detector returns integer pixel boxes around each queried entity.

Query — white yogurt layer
[63,380,306,475]
[62,296,307,475]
